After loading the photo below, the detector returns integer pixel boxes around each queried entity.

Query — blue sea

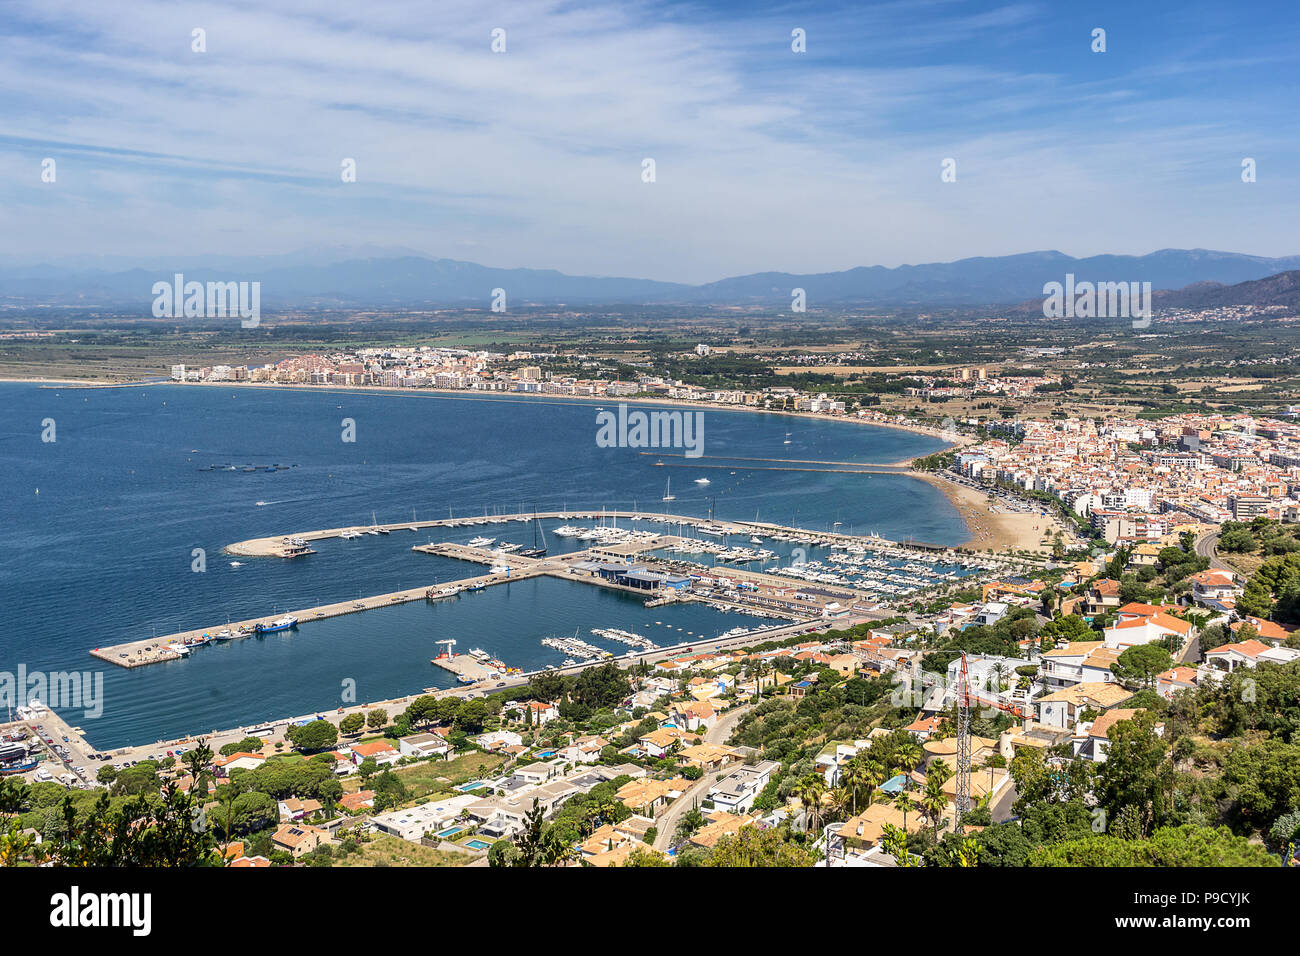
[0,383,963,748]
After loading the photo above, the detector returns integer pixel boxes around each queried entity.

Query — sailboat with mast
[662,478,675,501]
[518,510,549,558]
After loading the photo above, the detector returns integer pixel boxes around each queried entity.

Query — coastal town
[5,415,1299,868]
[6,325,1300,873]
[7,0,1299,939]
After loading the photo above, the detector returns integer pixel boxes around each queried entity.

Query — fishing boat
[0,758,37,776]
[254,616,298,634]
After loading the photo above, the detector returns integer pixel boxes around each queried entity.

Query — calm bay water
[0,382,963,748]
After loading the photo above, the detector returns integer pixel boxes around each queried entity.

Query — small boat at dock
[255,616,298,634]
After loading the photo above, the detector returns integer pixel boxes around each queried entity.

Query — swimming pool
[464,839,491,851]
[454,780,488,792]
[435,825,465,838]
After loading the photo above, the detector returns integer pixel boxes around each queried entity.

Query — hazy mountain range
[2,247,1299,311]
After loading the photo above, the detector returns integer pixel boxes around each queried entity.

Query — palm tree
[892,790,915,832]
[921,775,948,837]
[793,774,827,834]
[860,760,886,808]
[827,786,852,824]
[894,741,922,778]
[588,795,621,830]
[990,662,1009,693]
[926,759,954,789]
[839,757,868,816]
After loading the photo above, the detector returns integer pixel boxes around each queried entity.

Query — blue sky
[0,0,1296,283]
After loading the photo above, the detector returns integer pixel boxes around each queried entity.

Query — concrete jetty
[91,508,1002,673]
[222,509,914,558]
[89,582,436,669]
[430,653,500,683]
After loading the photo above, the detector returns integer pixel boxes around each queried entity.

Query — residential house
[615,777,691,817]
[669,700,717,732]
[1103,611,1192,651]
[213,751,265,775]
[1189,570,1242,608]
[472,730,524,752]
[1229,617,1291,644]
[1083,579,1123,616]
[1040,642,1106,689]
[689,811,757,850]
[349,740,400,767]
[398,732,452,760]
[277,797,323,822]
[709,760,780,814]
[338,790,375,815]
[838,802,921,854]
[1203,638,1300,674]
[368,794,479,841]
[556,735,607,765]
[1078,708,1160,762]
[637,727,695,759]
[1155,666,1198,700]
[1035,682,1134,729]
[271,823,327,858]
[677,743,742,772]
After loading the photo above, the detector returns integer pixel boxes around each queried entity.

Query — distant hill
[2,247,1299,311]
[681,249,1300,307]
[1152,269,1300,311]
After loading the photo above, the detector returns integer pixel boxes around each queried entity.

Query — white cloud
[0,0,1295,282]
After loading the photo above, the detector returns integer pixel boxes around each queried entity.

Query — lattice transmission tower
[954,652,972,834]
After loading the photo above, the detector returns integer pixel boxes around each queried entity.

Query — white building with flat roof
[367,794,479,841]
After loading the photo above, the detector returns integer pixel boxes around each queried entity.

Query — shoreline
[911,470,1050,554]
[6,372,979,551]
[0,374,964,460]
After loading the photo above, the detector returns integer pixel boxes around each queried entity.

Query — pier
[91,509,1035,672]
[89,583,435,669]
[430,653,500,682]
[223,508,929,559]
[90,526,863,671]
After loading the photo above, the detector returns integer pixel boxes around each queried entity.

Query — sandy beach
[911,471,1052,553]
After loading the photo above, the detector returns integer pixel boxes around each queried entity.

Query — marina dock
[91,509,1038,672]
[430,653,500,682]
